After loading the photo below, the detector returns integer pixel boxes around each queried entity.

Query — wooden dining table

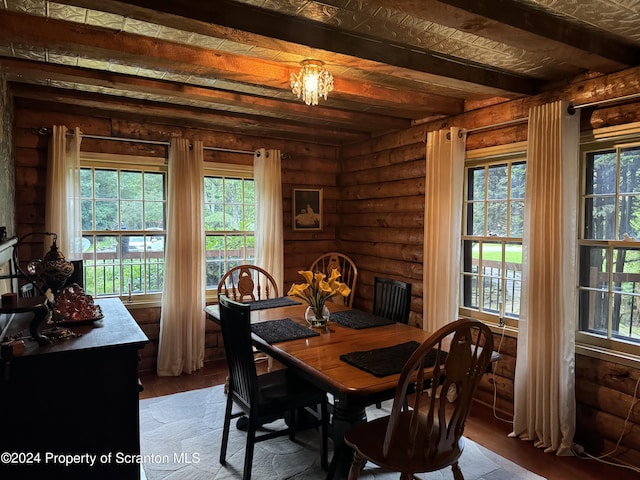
[205,297,434,479]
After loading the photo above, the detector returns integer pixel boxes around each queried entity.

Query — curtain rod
[33,127,257,156]
[457,92,640,136]
[568,92,640,113]
[462,117,528,135]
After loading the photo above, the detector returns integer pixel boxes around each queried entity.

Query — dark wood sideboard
[0,297,149,479]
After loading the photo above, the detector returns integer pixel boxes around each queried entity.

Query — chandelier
[290,59,334,106]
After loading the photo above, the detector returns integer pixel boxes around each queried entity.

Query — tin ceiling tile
[156,26,195,44]
[122,18,162,38]
[11,44,46,61]
[48,2,86,22]
[76,58,110,70]
[83,9,123,29]
[108,63,142,76]
[4,0,46,15]
[47,52,78,66]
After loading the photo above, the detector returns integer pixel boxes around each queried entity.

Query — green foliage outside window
[462,159,525,320]
[80,167,166,297]
[580,144,640,343]
[204,175,255,289]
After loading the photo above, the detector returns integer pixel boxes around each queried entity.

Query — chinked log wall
[11,96,340,373]
[338,66,640,467]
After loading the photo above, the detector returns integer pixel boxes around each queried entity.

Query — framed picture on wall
[293,188,323,231]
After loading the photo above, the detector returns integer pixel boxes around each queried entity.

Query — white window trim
[203,161,254,303]
[203,161,253,176]
[461,142,527,336]
[82,151,166,169]
[80,152,168,305]
[577,121,640,365]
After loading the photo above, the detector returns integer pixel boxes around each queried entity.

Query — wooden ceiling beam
[435,0,639,71]
[62,0,509,100]
[0,10,463,117]
[9,84,367,145]
[0,58,410,134]
[106,0,539,95]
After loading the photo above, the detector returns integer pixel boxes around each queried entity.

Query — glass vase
[305,304,330,328]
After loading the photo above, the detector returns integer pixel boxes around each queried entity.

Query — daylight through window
[80,161,166,298]
[204,172,255,292]
[460,155,526,324]
[579,141,640,346]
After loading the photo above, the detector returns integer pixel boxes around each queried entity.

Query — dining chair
[217,264,279,302]
[309,252,358,307]
[218,295,329,480]
[344,318,494,480]
[372,277,412,409]
[372,277,412,324]
[217,265,280,380]
[19,281,35,297]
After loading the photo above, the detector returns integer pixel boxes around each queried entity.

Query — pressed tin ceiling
[0,0,639,146]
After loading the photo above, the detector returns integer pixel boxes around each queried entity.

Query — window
[579,136,640,350]
[80,155,166,299]
[460,149,526,325]
[203,165,255,293]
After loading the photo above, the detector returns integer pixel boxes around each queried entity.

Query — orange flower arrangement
[288,269,351,322]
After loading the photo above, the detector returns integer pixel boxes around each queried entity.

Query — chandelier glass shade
[290,59,334,106]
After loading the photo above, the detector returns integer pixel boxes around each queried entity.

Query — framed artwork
[293,188,323,231]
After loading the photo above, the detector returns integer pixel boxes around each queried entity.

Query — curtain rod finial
[32,127,51,136]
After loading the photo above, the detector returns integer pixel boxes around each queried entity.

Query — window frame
[80,152,167,305]
[460,143,527,330]
[203,162,255,302]
[578,123,640,359]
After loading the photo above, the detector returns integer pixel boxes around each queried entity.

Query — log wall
[337,66,640,466]
[8,65,640,467]
[11,96,339,374]
[0,73,14,238]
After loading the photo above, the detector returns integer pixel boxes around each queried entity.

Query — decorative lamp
[34,234,74,293]
[15,232,74,295]
[290,59,334,106]
[10,232,77,344]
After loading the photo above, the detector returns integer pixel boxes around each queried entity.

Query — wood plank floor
[139,360,638,480]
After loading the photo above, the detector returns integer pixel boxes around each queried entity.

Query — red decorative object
[54,283,102,323]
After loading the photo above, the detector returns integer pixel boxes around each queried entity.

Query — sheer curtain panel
[510,100,579,455]
[45,125,82,260]
[423,127,466,332]
[157,138,206,376]
[254,148,284,292]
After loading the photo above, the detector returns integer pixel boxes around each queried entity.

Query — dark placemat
[340,341,447,377]
[248,296,302,310]
[251,318,319,343]
[329,309,395,329]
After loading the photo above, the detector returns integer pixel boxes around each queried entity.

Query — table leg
[326,398,366,480]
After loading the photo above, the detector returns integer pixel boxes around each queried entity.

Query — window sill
[575,343,640,368]
[96,295,162,309]
[459,314,518,339]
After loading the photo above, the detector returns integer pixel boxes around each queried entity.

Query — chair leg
[243,423,257,480]
[288,408,297,441]
[347,452,365,480]
[219,394,234,465]
[451,461,464,480]
[320,400,328,470]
